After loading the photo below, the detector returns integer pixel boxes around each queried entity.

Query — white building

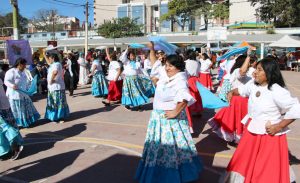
[229,0,260,24]
[93,0,196,33]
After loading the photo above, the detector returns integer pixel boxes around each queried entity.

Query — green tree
[193,1,213,30]
[249,0,300,27]
[0,12,28,35]
[160,0,205,31]
[211,1,229,26]
[97,17,144,38]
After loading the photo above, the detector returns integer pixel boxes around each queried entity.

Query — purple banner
[6,40,32,65]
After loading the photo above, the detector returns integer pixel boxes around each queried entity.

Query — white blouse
[119,49,142,76]
[230,68,253,90]
[4,68,29,100]
[150,60,162,78]
[200,59,212,73]
[0,79,10,110]
[153,72,195,110]
[185,59,201,77]
[143,59,152,70]
[47,62,65,92]
[221,59,236,80]
[239,80,300,135]
[106,61,121,81]
[91,60,103,73]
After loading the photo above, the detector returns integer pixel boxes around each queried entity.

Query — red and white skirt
[199,73,213,90]
[225,125,290,183]
[208,96,248,143]
[187,76,203,113]
[107,80,123,101]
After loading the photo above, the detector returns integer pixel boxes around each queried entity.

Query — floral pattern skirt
[45,90,70,122]
[9,97,40,128]
[135,110,203,183]
[218,79,231,102]
[91,71,108,97]
[0,116,23,156]
[121,75,149,107]
[0,108,17,127]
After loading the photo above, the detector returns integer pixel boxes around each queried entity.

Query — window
[26,35,31,38]
[131,4,145,25]
[50,33,55,36]
[160,3,171,32]
[42,33,47,37]
[117,5,128,18]
[61,32,66,36]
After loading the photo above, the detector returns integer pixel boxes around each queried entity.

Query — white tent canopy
[269,35,300,48]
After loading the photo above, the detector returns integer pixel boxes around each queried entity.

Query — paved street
[1,71,300,183]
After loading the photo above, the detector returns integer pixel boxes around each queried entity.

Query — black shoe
[102,101,110,106]
[124,105,131,111]
[137,106,143,112]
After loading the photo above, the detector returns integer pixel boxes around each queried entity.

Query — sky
[0,0,94,24]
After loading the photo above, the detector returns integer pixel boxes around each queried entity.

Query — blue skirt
[140,76,155,98]
[91,71,108,97]
[0,117,23,157]
[218,79,231,102]
[45,90,70,122]
[135,110,203,183]
[0,108,17,127]
[9,97,40,128]
[121,75,149,107]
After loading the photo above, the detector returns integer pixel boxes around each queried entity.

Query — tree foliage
[249,0,300,27]
[160,0,205,31]
[0,12,28,35]
[31,9,65,32]
[97,17,144,38]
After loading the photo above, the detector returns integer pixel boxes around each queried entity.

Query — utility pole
[10,0,19,40]
[84,0,89,59]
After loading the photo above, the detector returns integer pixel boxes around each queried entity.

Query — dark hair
[92,53,98,60]
[202,53,209,60]
[230,55,247,74]
[185,49,196,60]
[166,54,185,72]
[13,57,27,68]
[110,52,117,61]
[258,57,285,89]
[127,51,136,60]
[49,53,60,62]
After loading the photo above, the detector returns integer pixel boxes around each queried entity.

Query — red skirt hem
[107,80,123,101]
[227,126,290,183]
[199,73,213,90]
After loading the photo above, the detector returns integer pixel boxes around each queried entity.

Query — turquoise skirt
[140,76,155,98]
[135,110,203,183]
[121,75,149,107]
[0,116,23,157]
[45,90,70,122]
[218,79,231,102]
[91,71,108,97]
[0,108,17,127]
[9,97,40,128]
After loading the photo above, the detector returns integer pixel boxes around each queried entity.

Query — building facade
[93,0,196,33]
[229,0,259,25]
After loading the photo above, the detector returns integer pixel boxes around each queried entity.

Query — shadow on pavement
[2,149,84,183]
[66,105,119,122]
[20,123,87,159]
[192,109,216,138]
[58,153,140,183]
[195,132,229,182]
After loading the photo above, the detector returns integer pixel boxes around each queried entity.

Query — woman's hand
[265,121,282,135]
[12,85,18,90]
[227,91,233,102]
[165,110,179,119]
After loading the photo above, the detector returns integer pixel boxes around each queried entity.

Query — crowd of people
[0,41,299,183]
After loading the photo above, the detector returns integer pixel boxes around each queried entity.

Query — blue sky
[0,0,94,24]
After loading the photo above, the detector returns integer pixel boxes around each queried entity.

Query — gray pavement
[0,71,300,183]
